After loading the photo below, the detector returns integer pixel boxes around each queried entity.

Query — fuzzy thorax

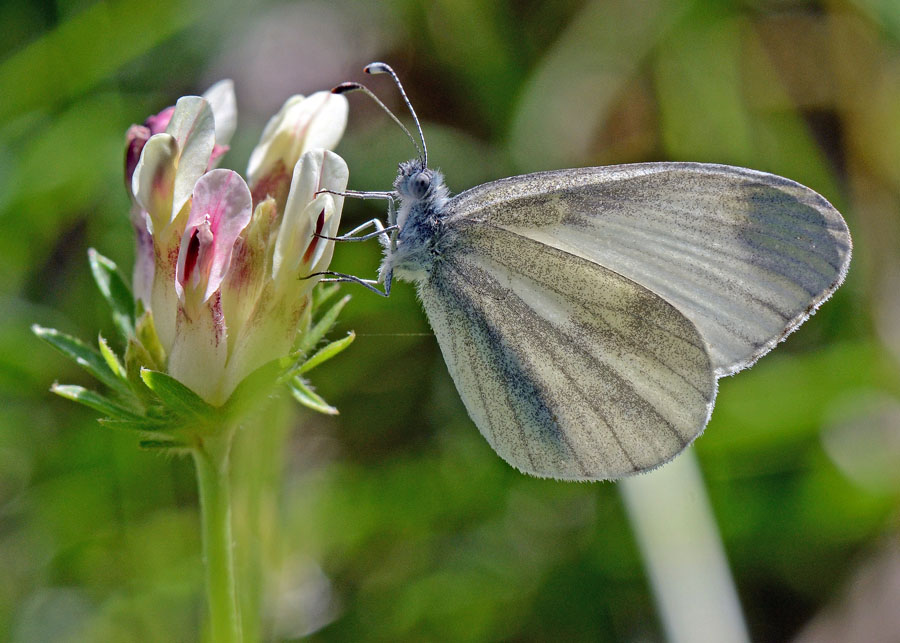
[381,158,451,283]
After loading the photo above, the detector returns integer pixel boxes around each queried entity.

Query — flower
[33,78,357,643]
[36,79,355,438]
[123,83,350,405]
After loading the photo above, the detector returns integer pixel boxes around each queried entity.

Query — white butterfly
[318,63,852,481]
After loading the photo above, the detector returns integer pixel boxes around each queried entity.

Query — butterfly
[318,63,852,481]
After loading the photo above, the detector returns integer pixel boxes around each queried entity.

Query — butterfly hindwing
[418,225,716,480]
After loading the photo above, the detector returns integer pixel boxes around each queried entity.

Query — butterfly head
[395,159,436,199]
[395,158,448,207]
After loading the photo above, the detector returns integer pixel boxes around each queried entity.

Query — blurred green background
[2,0,898,640]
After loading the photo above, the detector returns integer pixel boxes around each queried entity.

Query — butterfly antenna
[364,62,427,167]
[331,81,423,161]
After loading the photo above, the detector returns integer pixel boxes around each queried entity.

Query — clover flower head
[37,80,354,431]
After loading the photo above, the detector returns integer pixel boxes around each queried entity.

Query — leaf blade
[51,383,142,420]
[295,331,355,375]
[88,249,135,341]
[289,378,338,415]
[299,294,351,353]
[34,325,129,394]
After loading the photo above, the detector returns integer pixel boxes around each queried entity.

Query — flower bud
[273,149,348,288]
[221,149,348,397]
[247,92,348,208]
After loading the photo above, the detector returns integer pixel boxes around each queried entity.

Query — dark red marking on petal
[302,209,326,265]
[183,228,202,284]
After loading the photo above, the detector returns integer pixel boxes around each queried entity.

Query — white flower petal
[166,96,216,224]
[131,133,178,232]
[273,149,348,282]
[247,95,305,185]
[302,91,349,151]
[203,79,238,146]
[246,92,348,188]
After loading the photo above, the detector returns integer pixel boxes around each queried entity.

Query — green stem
[193,432,242,643]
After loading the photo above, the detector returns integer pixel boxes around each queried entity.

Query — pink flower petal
[145,106,175,135]
[176,169,252,304]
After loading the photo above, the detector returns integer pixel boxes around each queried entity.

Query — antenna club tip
[331,82,361,94]
[364,62,392,75]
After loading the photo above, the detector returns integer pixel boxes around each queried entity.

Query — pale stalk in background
[619,450,750,643]
[232,397,295,641]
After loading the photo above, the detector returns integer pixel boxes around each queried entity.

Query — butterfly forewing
[444,163,851,376]
[419,225,716,480]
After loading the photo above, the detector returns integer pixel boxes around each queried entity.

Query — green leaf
[295,332,355,375]
[88,249,135,341]
[98,334,126,379]
[33,325,129,394]
[299,294,351,354]
[50,383,142,420]
[140,369,217,422]
[289,378,338,415]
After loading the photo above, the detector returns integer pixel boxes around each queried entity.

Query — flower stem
[193,432,243,643]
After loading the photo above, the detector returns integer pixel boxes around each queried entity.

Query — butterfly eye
[411,172,431,197]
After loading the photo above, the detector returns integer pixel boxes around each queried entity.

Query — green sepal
[299,294,350,354]
[98,334,126,379]
[33,325,129,395]
[50,383,142,420]
[88,249,135,341]
[135,310,165,368]
[140,368,217,423]
[288,377,338,415]
[293,331,355,375]
[125,337,159,405]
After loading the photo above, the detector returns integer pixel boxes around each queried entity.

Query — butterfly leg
[316,188,395,199]
[315,218,398,243]
[316,188,399,239]
[301,271,390,297]
[306,188,398,295]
